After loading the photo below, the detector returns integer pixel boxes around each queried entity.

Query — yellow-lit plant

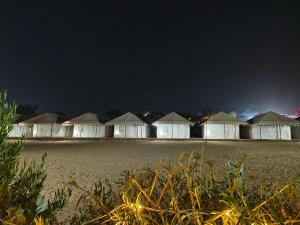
[70,151,299,225]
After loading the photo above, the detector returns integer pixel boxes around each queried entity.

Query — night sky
[1,1,300,116]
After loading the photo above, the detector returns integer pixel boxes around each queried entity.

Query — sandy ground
[20,139,300,221]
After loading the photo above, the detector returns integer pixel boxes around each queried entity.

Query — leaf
[36,197,49,214]
[15,214,27,225]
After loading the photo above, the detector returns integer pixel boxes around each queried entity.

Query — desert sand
[20,139,300,220]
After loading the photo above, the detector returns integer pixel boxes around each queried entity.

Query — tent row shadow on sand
[9,111,300,140]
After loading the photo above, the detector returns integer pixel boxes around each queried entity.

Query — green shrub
[0,91,70,225]
[70,151,299,225]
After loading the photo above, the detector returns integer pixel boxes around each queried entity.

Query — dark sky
[1,1,300,116]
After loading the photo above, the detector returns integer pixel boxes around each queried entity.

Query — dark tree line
[16,104,38,116]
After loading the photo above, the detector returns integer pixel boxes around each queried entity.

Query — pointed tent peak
[153,112,193,125]
[248,111,300,126]
[80,112,99,118]
[204,111,246,124]
[105,112,147,125]
[20,113,67,124]
[63,112,102,125]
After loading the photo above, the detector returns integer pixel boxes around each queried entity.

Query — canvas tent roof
[203,112,247,124]
[153,112,193,125]
[247,111,300,126]
[106,112,147,126]
[63,112,102,125]
[20,113,67,124]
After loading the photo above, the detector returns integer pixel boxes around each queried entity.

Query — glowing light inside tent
[115,129,120,135]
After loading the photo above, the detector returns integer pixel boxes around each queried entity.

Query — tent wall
[113,124,150,138]
[9,124,33,137]
[156,123,190,139]
[247,125,291,140]
[72,124,105,138]
[201,123,240,139]
[52,124,68,137]
[33,124,52,137]
[291,127,300,139]
[33,123,68,137]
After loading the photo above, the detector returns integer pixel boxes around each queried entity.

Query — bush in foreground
[70,151,299,225]
[0,91,70,225]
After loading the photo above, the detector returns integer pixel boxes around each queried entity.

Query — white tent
[106,112,150,138]
[201,112,246,139]
[291,117,300,139]
[152,112,193,139]
[243,111,300,140]
[20,113,71,137]
[63,112,105,138]
[9,114,33,137]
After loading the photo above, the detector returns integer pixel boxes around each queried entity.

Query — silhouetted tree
[55,111,66,116]
[143,111,165,123]
[16,104,38,116]
[105,110,122,120]
[230,111,237,118]
[201,106,215,116]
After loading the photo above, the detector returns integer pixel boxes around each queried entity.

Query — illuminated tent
[9,114,33,137]
[291,117,300,139]
[20,113,71,137]
[106,112,150,138]
[201,112,246,139]
[152,112,193,139]
[243,111,300,140]
[62,112,105,138]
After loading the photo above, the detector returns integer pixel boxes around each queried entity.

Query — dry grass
[69,151,300,224]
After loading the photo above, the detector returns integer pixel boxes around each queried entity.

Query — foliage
[70,151,300,225]
[229,111,237,118]
[0,91,71,225]
[16,104,38,116]
[201,106,215,117]
[105,110,122,121]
